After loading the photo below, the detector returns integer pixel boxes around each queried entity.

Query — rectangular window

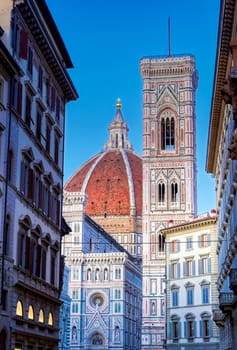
[199,233,210,248]
[36,109,42,143]
[171,240,180,253]
[187,288,194,305]
[115,302,121,313]
[12,22,20,55]
[25,93,32,128]
[51,86,56,111]
[170,262,180,279]
[46,79,50,106]
[71,302,79,313]
[184,260,195,277]
[72,268,80,280]
[50,255,55,285]
[7,150,13,182]
[41,249,46,280]
[12,79,22,115]
[19,29,28,59]
[115,268,121,279]
[115,289,121,299]
[173,321,179,339]
[199,257,211,274]
[54,133,59,165]
[186,237,193,250]
[203,320,210,337]
[186,260,192,276]
[72,289,79,300]
[74,222,80,232]
[187,320,194,338]
[27,46,33,76]
[56,96,60,120]
[202,286,209,304]
[20,160,30,195]
[171,290,179,307]
[45,121,51,154]
[38,65,43,93]
[36,244,41,277]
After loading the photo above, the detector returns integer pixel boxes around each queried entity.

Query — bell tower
[140,55,198,349]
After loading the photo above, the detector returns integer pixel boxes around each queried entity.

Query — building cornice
[16,0,78,101]
[161,216,216,235]
[206,0,236,173]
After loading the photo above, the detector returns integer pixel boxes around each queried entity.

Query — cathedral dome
[64,100,142,228]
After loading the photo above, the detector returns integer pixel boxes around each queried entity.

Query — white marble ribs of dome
[121,149,136,215]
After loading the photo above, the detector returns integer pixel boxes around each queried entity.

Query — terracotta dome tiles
[86,150,130,216]
[64,149,142,217]
[64,154,101,192]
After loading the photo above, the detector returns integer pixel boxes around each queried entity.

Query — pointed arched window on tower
[171,182,179,203]
[161,114,175,150]
[115,134,118,148]
[158,183,165,204]
[158,234,165,253]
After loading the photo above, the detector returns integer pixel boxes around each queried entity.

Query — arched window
[16,300,23,317]
[184,313,196,340]
[72,325,77,341]
[171,182,178,203]
[18,217,31,270]
[28,304,34,320]
[200,312,212,338]
[92,333,104,345]
[104,268,108,280]
[48,312,53,326]
[87,268,91,280]
[158,183,165,203]
[170,314,181,340]
[38,308,45,323]
[161,115,175,150]
[95,268,100,281]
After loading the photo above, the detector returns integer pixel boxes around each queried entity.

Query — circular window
[90,293,104,308]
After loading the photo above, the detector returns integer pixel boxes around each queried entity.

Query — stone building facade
[140,55,198,349]
[206,1,237,349]
[162,215,219,350]
[0,0,78,348]
[62,191,142,350]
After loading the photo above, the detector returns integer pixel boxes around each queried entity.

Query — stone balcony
[219,292,236,313]
[230,268,237,293]
[213,309,225,327]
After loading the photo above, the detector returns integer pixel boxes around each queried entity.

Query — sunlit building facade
[206,1,237,349]
[62,192,142,349]
[163,214,219,350]
[140,55,198,349]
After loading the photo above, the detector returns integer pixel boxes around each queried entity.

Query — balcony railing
[219,292,236,313]
[230,268,237,293]
[213,309,225,327]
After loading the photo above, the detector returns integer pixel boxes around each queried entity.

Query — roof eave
[206,0,236,174]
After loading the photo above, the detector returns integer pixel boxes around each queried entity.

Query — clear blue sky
[47,0,220,215]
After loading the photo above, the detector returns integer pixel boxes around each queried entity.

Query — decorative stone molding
[228,130,237,159]
[221,36,237,123]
